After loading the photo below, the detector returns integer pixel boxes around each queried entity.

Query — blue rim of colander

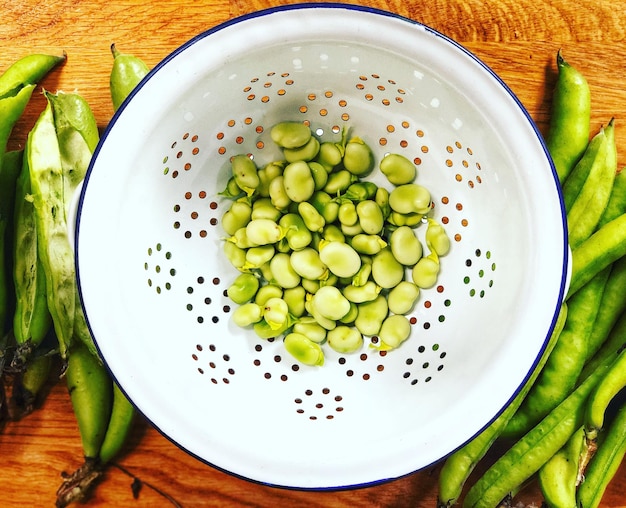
[75,2,570,491]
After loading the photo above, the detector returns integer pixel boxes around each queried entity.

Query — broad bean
[232,303,263,327]
[577,403,626,508]
[338,200,358,226]
[263,297,291,330]
[318,240,361,278]
[311,285,351,321]
[545,50,591,184]
[389,226,422,266]
[231,154,259,196]
[343,181,378,202]
[284,332,324,366]
[324,169,355,194]
[351,257,372,287]
[245,218,284,245]
[316,141,343,169]
[251,197,282,221]
[254,284,283,306]
[342,280,381,303]
[227,273,259,304]
[387,281,420,315]
[283,160,315,202]
[343,137,374,176]
[279,213,312,251]
[426,218,451,256]
[354,295,388,336]
[244,245,275,269]
[269,252,301,288]
[567,120,616,249]
[308,161,328,190]
[351,233,387,255]
[257,161,284,197]
[371,248,404,289]
[270,121,312,149]
[567,212,626,297]
[327,326,363,353]
[290,247,327,280]
[412,252,440,289]
[378,314,411,350]
[223,241,246,270]
[389,183,432,215]
[356,200,384,234]
[380,153,416,185]
[283,286,306,317]
[293,317,327,343]
[537,426,584,508]
[284,135,320,162]
[268,175,292,210]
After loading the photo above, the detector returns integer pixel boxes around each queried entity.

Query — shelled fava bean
[220,121,449,366]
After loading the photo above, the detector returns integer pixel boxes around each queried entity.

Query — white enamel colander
[75,3,569,489]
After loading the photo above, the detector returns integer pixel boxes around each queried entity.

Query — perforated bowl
[75,3,568,490]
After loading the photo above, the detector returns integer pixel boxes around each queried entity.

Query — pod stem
[55,458,103,508]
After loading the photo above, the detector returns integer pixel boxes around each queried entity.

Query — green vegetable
[436,304,567,508]
[567,213,626,297]
[98,382,136,464]
[56,343,113,507]
[0,53,64,335]
[11,148,53,368]
[566,120,617,249]
[28,91,100,359]
[545,50,591,184]
[462,346,616,508]
[538,426,584,508]
[577,403,626,508]
[221,123,450,364]
[110,43,150,111]
[503,268,610,438]
[585,346,626,435]
[379,153,416,185]
[270,121,312,149]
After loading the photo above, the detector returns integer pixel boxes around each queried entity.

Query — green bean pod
[11,149,53,368]
[66,344,113,459]
[110,44,150,111]
[0,54,62,335]
[538,426,584,508]
[561,123,607,213]
[577,403,626,508]
[463,346,616,508]
[27,101,75,358]
[437,304,567,508]
[11,353,53,417]
[30,91,100,358]
[584,257,626,364]
[98,382,136,464]
[585,347,626,434]
[56,344,113,507]
[0,52,65,99]
[580,307,626,382]
[596,169,626,229]
[545,50,591,184]
[567,120,617,249]
[567,213,626,297]
[503,269,610,438]
[0,150,24,337]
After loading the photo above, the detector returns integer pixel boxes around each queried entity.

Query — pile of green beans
[221,121,450,365]
[437,50,626,508]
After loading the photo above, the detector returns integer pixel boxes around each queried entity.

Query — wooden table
[1,1,626,506]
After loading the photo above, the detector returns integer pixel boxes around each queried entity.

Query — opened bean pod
[220,121,450,365]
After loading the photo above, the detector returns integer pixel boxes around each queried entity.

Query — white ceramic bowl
[75,3,568,489]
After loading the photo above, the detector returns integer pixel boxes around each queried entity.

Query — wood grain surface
[1,1,626,507]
